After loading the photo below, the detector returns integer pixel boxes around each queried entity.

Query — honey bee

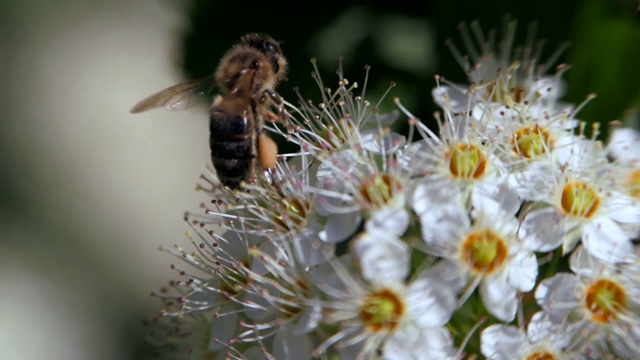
[130,33,290,188]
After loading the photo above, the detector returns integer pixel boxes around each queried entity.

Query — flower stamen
[461,229,507,273]
[359,289,404,332]
[560,182,600,218]
[584,279,626,323]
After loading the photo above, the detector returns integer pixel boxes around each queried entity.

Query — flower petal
[480,276,517,322]
[583,218,636,264]
[384,325,455,360]
[365,207,409,237]
[507,250,538,292]
[407,277,456,328]
[296,224,335,266]
[605,192,640,226]
[272,326,313,360]
[480,324,526,360]
[354,231,410,284]
[320,212,361,244]
[520,207,565,252]
[534,273,579,321]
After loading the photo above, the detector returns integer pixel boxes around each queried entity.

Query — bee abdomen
[210,108,255,188]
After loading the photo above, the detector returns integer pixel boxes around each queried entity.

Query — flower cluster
[146,19,640,360]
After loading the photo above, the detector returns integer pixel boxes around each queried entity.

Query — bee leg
[263,89,291,128]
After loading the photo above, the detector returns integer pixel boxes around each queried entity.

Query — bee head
[240,33,286,79]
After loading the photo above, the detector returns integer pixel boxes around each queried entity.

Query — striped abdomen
[209,97,257,188]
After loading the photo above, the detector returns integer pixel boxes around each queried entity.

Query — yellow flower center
[273,198,310,231]
[447,144,487,179]
[318,118,355,151]
[360,289,404,332]
[512,126,551,158]
[461,229,507,273]
[525,351,556,360]
[585,279,626,323]
[360,174,401,208]
[487,82,526,104]
[560,182,600,218]
[280,280,309,318]
[219,264,249,296]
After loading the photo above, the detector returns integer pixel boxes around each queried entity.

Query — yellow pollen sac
[525,351,556,360]
[512,126,550,158]
[461,229,507,273]
[360,289,404,332]
[360,174,401,208]
[625,170,640,199]
[280,280,310,318]
[447,144,487,179]
[560,182,600,218]
[487,81,526,104]
[585,279,626,323]
[318,118,355,151]
[274,198,309,231]
[219,265,249,296]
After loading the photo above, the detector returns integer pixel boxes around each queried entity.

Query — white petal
[526,311,573,348]
[507,161,557,201]
[354,231,410,284]
[424,260,468,294]
[360,129,406,154]
[420,205,468,257]
[272,326,313,360]
[296,224,335,266]
[412,178,461,216]
[365,207,410,237]
[534,273,579,321]
[520,207,565,252]
[606,193,640,225]
[407,277,456,327]
[480,277,517,322]
[384,325,455,360]
[607,128,640,163]
[583,218,636,264]
[568,245,607,277]
[294,300,323,335]
[472,180,521,218]
[319,212,361,243]
[398,139,438,174]
[432,85,468,112]
[555,138,603,171]
[251,240,279,276]
[209,309,237,351]
[480,324,526,360]
[507,250,538,292]
[244,291,272,320]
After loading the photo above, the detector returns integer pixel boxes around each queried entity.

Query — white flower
[413,180,537,322]
[519,139,640,264]
[481,311,582,360]
[535,246,640,359]
[397,100,507,205]
[434,18,570,115]
[607,126,640,165]
[313,231,457,359]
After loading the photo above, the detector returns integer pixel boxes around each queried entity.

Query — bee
[130,33,290,188]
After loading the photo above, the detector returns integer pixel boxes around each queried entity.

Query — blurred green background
[0,0,637,359]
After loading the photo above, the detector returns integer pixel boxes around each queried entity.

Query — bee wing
[129,75,216,113]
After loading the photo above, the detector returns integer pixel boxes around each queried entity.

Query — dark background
[180,0,639,140]
[0,0,637,359]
